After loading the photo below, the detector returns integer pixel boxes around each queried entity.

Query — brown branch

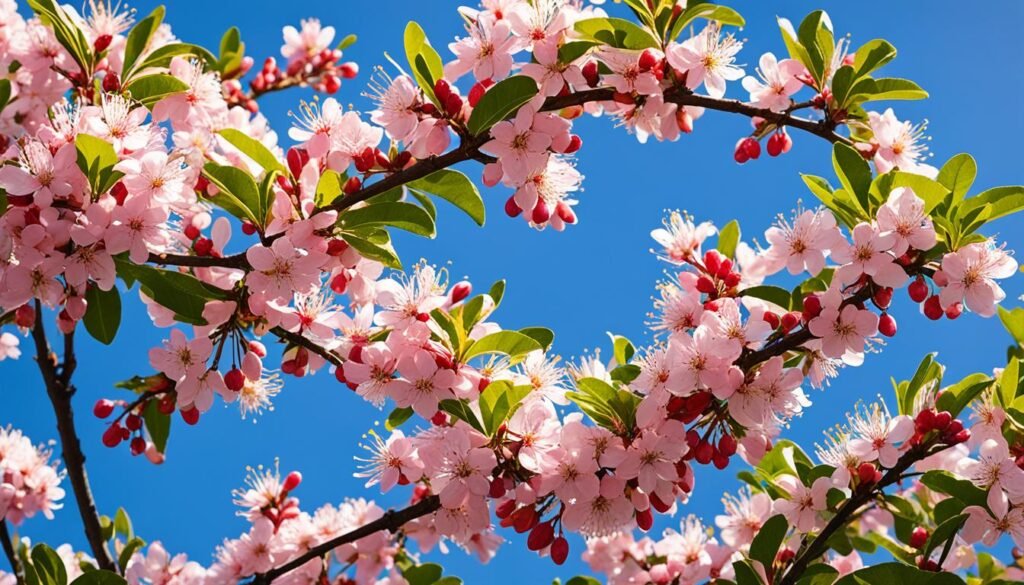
[270,327,345,367]
[147,252,249,269]
[249,495,441,585]
[777,441,946,585]
[1,520,22,584]
[29,303,116,572]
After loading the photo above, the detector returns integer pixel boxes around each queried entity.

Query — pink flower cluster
[0,425,65,525]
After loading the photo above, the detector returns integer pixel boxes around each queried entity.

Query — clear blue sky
[5,0,1024,582]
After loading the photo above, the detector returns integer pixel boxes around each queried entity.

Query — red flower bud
[225,367,246,392]
[283,471,303,492]
[910,526,929,549]
[93,399,115,419]
[550,536,569,565]
[636,507,653,531]
[451,281,472,304]
[908,277,929,303]
[923,295,944,320]
[527,521,555,551]
[180,407,200,426]
[879,313,897,337]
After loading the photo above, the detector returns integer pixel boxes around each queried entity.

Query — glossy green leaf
[609,333,635,366]
[741,285,791,311]
[122,6,165,77]
[31,544,68,585]
[863,78,928,101]
[118,537,146,574]
[341,230,402,269]
[124,74,190,108]
[438,399,484,433]
[142,398,171,453]
[921,470,987,507]
[961,186,1024,224]
[216,27,246,75]
[749,514,788,569]
[467,75,539,135]
[717,219,741,258]
[404,22,444,102]
[115,257,229,325]
[935,373,992,417]
[83,286,121,345]
[999,358,1019,407]
[339,202,436,237]
[27,0,92,74]
[407,169,485,226]
[670,4,745,41]
[202,162,263,226]
[75,134,124,196]
[0,79,11,115]
[464,331,543,361]
[70,572,127,585]
[852,39,897,79]
[574,17,659,50]
[833,562,965,585]
[337,34,357,51]
[129,43,216,76]
[478,380,531,435]
[520,327,555,351]
[833,143,873,214]
[385,407,415,431]
[218,129,285,175]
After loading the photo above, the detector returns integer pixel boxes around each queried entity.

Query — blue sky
[4,0,1024,582]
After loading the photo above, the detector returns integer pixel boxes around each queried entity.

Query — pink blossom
[482,106,553,183]
[597,48,662,96]
[0,141,78,207]
[418,426,495,509]
[876,187,937,256]
[773,475,831,533]
[105,194,170,263]
[867,108,937,177]
[808,289,879,359]
[666,24,744,99]
[355,430,422,493]
[114,151,191,204]
[281,19,335,65]
[390,350,457,418]
[763,209,843,276]
[938,241,1017,317]
[368,74,421,142]
[445,15,520,82]
[832,222,907,288]
[561,475,633,537]
[742,52,806,112]
[245,237,328,303]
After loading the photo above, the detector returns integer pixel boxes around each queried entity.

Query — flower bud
[93,399,115,419]
[527,520,555,551]
[879,313,897,337]
[283,471,303,492]
[550,536,569,565]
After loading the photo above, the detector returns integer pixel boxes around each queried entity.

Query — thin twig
[29,303,116,571]
[0,520,22,584]
[249,495,441,585]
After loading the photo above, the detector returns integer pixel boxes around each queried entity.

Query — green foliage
[404,22,444,105]
[894,353,943,416]
[0,78,11,115]
[749,514,788,569]
[121,6,165,79]
[669,2,745,41]
[75,134,124,197]
[27,0,92,75]
[467,76,539,135]
[478,380,531,435]
[142,399,171,453]
[201,162,267,228]
[934,373,992,417]
[115,256,229,325]
[463,330,543,361]
[406,169,485,226]
[717,219,741,258]
[833,562,965,585]
[215,27,246,76]
[338,202,437,238]
[567,377,640,435]
[341,228,402,269]
[741,285,791,311]
[83,285,121,345]
[574,17,659,50]
[920,470,988,508]
[385,407,415,431]
[218,129,286,175]
[124,74,190,108]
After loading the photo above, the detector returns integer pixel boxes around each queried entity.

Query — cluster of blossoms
[580,387,1024,585]
[0,426,65,526]
[0,0,1022,584]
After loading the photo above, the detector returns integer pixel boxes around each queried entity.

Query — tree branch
[29,304,116,572]
[269,327,345,367]
[777,441,944,585]
[249,495,441,585]
[147,252,249,270]
[1,520,22,584]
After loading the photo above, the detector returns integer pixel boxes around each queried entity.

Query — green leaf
[999,358,1019,407]
[478,380,531,435]
[935,373,991,417]
[937,153,977,207]
[757,439,813,479]
[407,169,485,226]
[118,537,145,574]
[795,11,833,86]
[467,75,539,135]
[315,170,346,207]
[31,544,68,585]
[218,129,285,175]
[670,4,745,41]
[923,513,968,562]
[890,171,950,214]
[897,353,942,416]
[568,377,640,435]
[75,134,123,196]
[961,186,1024,224]
[338,202,436,238]
[558,41,597,64]
[216,27,246,75]
[608,333,635,366]
[833,562,965,585]
[732,559,764,585]
[114,507,133,539]
[488,280,506,308]
[0,79,11,115]
[833,143,873,214]
[70,572,128,585]
[920,470,987,507]
[386,407,415,431]
[565,578,601,585]
[83,286,121,345]
[749,514,788,569]
[999,306,1024,347]
[341,230,402,269]
[202,162,264,226]
[337,34,357,51]
[717,219,741,259]
[862,78,928,102]
[122,6,165,78]
[741,285,791,311]
[574,17,659,50]
[464,331,543,361]
[438,399,484,434]
[404,22,444,103]
[26,0,92,74]
[142,398,171,453]
[520,327,555,351]
[852,39,897,79]
[129,43,216,77]
[115,257,229,325]
[124,74,190,108]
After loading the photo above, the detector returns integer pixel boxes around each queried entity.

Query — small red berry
[225,367,246,392]
[910,527,929,549]
[130,437,146,456]
[923,295,944,320]
[180,407,200,426]
[879,313,897,337]
[550,536,569,565]
[527,521,555,551]
[908,277,929,303]
[283,471,303,492]
[636,507,653,531]
[93,399,115,419]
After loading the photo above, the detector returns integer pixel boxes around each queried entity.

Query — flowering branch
[779,439,950,585]
[268,327,344,367]
[249,495,441,585]
[28,303,115,572]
